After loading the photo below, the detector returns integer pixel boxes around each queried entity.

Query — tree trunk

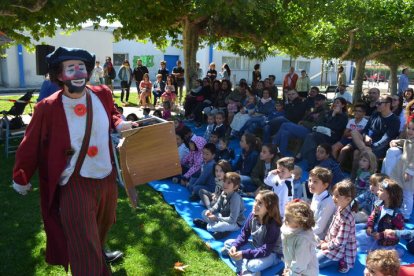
[388,63,398,96]
[353,58,366,103]
[182,18,199,93]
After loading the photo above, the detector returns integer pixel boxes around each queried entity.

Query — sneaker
[212,231,230,240]
[338,260,349,273]
[193,218,207,230]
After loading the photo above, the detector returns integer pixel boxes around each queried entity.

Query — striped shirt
[323,205,357,268]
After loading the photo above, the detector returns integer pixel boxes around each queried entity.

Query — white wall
[3,28,113,88]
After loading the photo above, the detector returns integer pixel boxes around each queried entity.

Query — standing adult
[37,73,60,102]
[283,67,298,94]
[133,59,149,95]
[337,65,347,86]
[399,68,410,96]
[296,69,311,98]
[220,63,231,81]
[103,56,115,92]
[252,64,261,87]
[268,74,278,100]
[12,47,132,275]
[92,61,104,85]
[206,62,217,81]
[118,59,133,105]
[172,60,185,103]
[158,60,169,82]
[196,61,204,80]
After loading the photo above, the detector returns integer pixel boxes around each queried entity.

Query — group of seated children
[168,112,414,275]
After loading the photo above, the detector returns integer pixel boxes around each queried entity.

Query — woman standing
[118,60,133,105]
[220,63,231,81]
[296,69,311,98]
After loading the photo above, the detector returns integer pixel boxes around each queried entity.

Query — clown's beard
[64,78,86,93]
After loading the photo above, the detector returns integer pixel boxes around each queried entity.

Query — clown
[12,47,133,275]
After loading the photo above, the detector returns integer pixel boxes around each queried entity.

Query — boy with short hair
[209,131,220,147]
[264,157,295,217]
[203,114,215,141]
[213,111,227,138]
[215,137,235,162]
[193,172,246,240]
[308,166,336,240]
[188,143,216,201]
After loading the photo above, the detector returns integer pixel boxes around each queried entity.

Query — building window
[222,56,241,70]
[297,61,311,73]
[113,53,129,66]
[282,59,296,73]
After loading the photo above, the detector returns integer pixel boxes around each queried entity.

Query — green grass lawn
[0,94,232,275]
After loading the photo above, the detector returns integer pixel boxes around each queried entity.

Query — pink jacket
[182,135,206,179]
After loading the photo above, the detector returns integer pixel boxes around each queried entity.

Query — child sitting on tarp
[187,143,216,202]
[193,172,245,240]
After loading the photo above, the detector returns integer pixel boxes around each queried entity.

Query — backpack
[109,67,116,80]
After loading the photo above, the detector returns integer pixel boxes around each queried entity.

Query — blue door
[164,55,179,74]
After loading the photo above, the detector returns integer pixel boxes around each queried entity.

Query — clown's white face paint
[59,60,88,94]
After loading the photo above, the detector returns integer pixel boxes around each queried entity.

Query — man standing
[283,67,298,93]
[172,60,185,103]
[133,59,149,95]
[337,65,347,86]
[12,47,131,275]
[399,68,409,96]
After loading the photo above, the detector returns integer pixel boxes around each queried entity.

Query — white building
[0,25,350,88]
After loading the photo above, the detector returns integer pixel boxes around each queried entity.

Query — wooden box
[118,117,181,207]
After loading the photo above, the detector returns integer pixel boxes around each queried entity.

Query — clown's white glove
[12,181,32,195]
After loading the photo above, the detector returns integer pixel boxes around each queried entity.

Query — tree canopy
[2,0,414,92]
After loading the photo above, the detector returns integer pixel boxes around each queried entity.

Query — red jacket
[13,85,122,267]
[282,72,298,91]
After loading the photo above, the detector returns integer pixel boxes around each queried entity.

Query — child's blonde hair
[359,150,378,174]
[365,249,400,276]
[285,201,315,230]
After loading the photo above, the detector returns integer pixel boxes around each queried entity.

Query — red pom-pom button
[74,104,86,116]
[87,146,99,157]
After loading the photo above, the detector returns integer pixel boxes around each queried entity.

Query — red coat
[13,85,123,267]
[282,72,298,91]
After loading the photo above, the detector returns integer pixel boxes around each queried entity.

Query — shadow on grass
[109,185,221,275]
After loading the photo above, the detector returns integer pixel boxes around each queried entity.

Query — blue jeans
[240,175,257,193]
[317,249,338,269]
[241,116,266,134]
[273,122,310,156]
[222,239,281,274]
[263,117,290,143]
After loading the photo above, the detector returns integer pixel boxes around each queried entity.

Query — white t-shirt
[346,117,368,132]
